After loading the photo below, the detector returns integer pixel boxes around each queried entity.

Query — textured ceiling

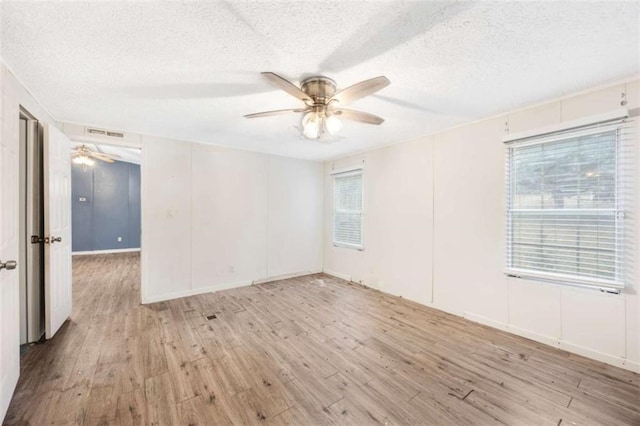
[1,1,638,161]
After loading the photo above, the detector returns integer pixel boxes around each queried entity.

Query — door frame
[63,126,144,303]
[19,106,45,344]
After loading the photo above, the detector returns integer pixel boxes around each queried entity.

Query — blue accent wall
[72,160,141,252]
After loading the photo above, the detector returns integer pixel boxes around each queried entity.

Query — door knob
[51,236,62,243]
[0,260,17,271]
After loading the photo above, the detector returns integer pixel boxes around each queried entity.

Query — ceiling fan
[245,72,390,139]
[71,144,121,171]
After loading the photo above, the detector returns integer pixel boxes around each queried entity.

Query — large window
[333,169,363,250]
[505,119,631,289]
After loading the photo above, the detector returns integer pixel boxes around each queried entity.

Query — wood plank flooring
[4,252,639,425]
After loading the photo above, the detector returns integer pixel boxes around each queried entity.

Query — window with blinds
[333,169,363,250]
[505,118,633,289]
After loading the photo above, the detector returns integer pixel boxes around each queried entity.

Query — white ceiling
[1,1,638,161]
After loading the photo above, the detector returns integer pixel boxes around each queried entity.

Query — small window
[333,169,363,250]
[505,118,632,290]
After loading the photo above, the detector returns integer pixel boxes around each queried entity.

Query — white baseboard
[502,323,561,348]
[73,248,140,255]
[624,358,640,373]
[142,279,253,304]
[141,269,324,304]
[559,340,633,371]
[463,312,510,332]
[420,301,463,318]
[253,269,322,284]
[463,311,635,372]
[465,312,561,348]
[322,269,352,282]
[317,273,638,373]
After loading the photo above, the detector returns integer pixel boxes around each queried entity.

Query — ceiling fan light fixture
[302,111,321,139]
[324,115,342,135]
[72,154,95,172]
[72,155,95,166]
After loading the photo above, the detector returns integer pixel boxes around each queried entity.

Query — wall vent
[86,127,125,138]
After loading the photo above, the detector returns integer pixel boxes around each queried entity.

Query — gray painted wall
[72,160,141,252]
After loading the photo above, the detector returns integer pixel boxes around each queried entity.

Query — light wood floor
[4,253,639,425]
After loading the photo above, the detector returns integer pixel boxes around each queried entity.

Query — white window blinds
[505,118,634,289]
[333,169,363,250]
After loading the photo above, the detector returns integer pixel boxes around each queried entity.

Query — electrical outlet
[117,237,122,242]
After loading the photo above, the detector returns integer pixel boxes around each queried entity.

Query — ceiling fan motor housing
[301,76,337,105]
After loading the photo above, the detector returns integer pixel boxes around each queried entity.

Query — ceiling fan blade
[332,108,385,125]
[94,156,115,163]
[71,149,93,157]
[330,76,390,105]
[261,72,311,103]
[244,108,308,118]
[90,152,120,162]
[91,151,121,159]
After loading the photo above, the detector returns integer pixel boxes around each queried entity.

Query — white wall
[323,138,435,303]
[323,78,640,373]
[142,137,323,303]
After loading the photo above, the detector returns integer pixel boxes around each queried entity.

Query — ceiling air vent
[85,127,125,138]
[86,128,106,135]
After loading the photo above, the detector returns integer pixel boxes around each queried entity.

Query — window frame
[504,121,627,291]
[332,168,364,251]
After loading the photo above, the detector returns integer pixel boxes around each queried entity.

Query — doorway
[69,141,141,310]
[70,142,141,255]
[18,108,45,347]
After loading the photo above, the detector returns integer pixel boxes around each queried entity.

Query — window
[333,169,363,250]
[505,118,632,290]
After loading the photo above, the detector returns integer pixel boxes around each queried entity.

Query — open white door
[0,103,20,422]
[43,123,72,338]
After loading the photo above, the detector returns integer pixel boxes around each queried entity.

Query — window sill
[504,270,623,294]
[333,243,364,251]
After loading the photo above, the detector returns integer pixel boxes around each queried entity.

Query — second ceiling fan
[71,144,121,171]
[245,72,390,139]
